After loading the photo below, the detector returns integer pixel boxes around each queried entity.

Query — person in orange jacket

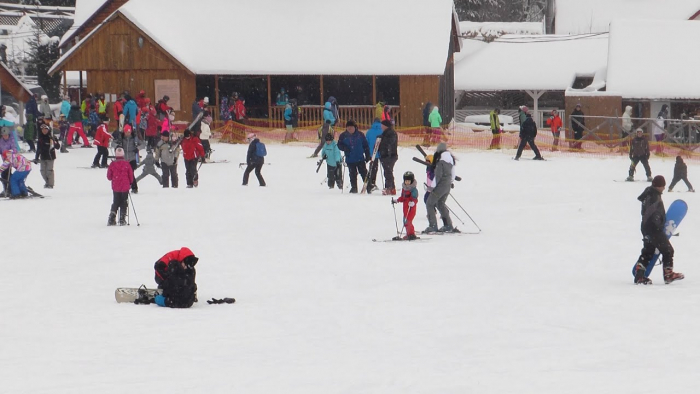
[92,118,113,168]
[546,109,563,151]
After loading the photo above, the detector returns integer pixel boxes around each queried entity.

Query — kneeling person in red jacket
[392,171,419,240]
[153,247,198,308]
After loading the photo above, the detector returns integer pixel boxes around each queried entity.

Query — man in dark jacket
[242,133,266,186]
[668,156,694,192]
[627,129,652,182]
[378,120,398,195]
[633,176,684,285]
[337,120,369,193]
[571,103,585,150]
[514,113,543,160]
[25,93,39,152]
[153,247,198,308]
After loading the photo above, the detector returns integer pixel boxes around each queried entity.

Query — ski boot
[438,225,454,233]
[349,188,358,194]
[533,156,545,161]
[647,176,653,182]
[423,225,439,234]
[664,268,684,284]
[118,210,127,226]
[91,163,99,168]
[625,176,634,182]
[635,276,652,285]
[690,189,696,193]
[405,233,418,241]
[107,212,117,226]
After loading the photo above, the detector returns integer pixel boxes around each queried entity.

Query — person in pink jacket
[106,147,135,225]
[0,149,32,198]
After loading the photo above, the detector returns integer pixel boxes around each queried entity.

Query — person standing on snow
[181,129,205,188]
[489,108,502,150]
[91,118,112,168]
[424,143,457,233]
[117,125,140,193]
[570,103,585,150]
[668,156,694,192]
[33,124,59,189]
[365,118,383,193]
[633,175,684,285]
[122,95,139,132]
[321,132,343,190]
[653,104,668,155]
[514,112,544,161]
[155,131,180,188]
[60,95,71,119]
[546,109,563,152]
[378,119,398,196]
[337,119,370,193]
[323,100,336,126]
[242,133,266,187]
[392,171,419,241]
[627,129,652,182]
[422,102,433,146]
[25,93,39,152]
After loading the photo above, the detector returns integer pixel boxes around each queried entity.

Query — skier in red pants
[392,171,419,240]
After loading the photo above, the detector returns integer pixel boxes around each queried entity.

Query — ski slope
[2,143,699,393]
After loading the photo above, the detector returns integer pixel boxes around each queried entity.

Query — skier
[113,94,125,130]
[242,133,266,187]
[0,149,31,199]
[122,95,138,131]
[627,129,652,182]
[60,95,70,119]
[92,118,112,168]
[324,96,339,126]
[392,171,419,240]
[106,148,134,225]
[424,143,457,233]
[378,120,398,195]
[134,149,163,186]
[321,132,343,190]
[68,101,91,147]
[633,175,684,285]
[156,95,172,120]
[489,108,502,150]
[135,90,148,110]
[199,114,213,161]
[337,120,370,193]
[180,129,205,188]
[668,156,694,192]
[311,120,333,158]
[25,93,38,152]
[365,118,383,193]
[546,109,563,151]
[33,124,59,189]
[570,103,585,150]
[155,131,180,188]
[424,154,435,206]
[153,247,198,308]
[514,112,544,160]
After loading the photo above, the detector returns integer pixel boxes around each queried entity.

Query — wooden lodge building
[50,0,461,128]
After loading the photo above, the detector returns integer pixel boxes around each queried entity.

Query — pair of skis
[360,138,382,194]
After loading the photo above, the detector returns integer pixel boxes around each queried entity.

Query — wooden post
[214,75,219,121]
[63,71,67,97]
[372,75,376,105]
[267,75,272,128]
[319,75,324,105]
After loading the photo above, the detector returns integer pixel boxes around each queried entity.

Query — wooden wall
[400,76,439,127]
[565,95,623,140]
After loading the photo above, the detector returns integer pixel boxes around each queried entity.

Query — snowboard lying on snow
[115,286,161,303]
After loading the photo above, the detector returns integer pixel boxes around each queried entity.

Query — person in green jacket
[489,108,501,149]
[427,106,443,146]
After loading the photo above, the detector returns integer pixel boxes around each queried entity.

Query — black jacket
[247,138,264,165]
[629,136,650,159]
[674,158,687,179]
[638,186,665,235]
[68,105,83,123]
[161,261,197,308]
[35,131,58,161]
[571,109,585,132]
[378,127,398,159]
[422,103,432,127]
[520,115,537,139]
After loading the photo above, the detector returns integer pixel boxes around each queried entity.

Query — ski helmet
[403,171,415,183]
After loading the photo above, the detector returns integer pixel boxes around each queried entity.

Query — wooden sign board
[154,79,181,111]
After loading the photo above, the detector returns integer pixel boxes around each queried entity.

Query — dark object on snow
[207,297,236,304]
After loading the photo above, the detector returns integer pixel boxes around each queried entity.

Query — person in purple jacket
[106,147,135,226]
[0,127,17,195]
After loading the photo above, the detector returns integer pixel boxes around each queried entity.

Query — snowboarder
[337,120,369,193]
[155,131,180,188]
[242,133,266,186]
[379,120,398,195]
[153,247,198,308]
[321,132,343,190]
[489,108,502,150]
[424,143,456,233]
[33,124,59,189]
[633,175,684,285]
[181,129,205,188]
[514,112,544,160]
[668,156,694,192]
[106,148,134,226]
[92,118,112,168]
[627,129,652,182]
[392,171,419,240]
[134,149,163,186]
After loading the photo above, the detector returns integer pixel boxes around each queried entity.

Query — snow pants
[93,146,109,167]
[69,122,90,146]
[110,191,128,220]
[161,163,178,188]
[136,166,162,185]
[367,158,379,191]
[40,160,54,187]
[426,181,452,228]
[346,161,367,191]
[129,160,139,192]
[515,137,542,159]
[10,170,29,196]
[243,159,266,186]
[201,139,211,159]
[635,231,674,277]
[185,159,198,187]
[669,175,693,191]
[326,164,342,189]
[629,156,651,177]
[402,204,417,236]
[380,156,397,190]
[489,131,501,149]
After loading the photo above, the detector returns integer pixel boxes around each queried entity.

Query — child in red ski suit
[392,171,419,240]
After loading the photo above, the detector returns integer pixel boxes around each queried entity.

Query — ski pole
[128,192,140,226]
[391,199,400,235]
[445,204,465,225]
[449,194,481,232]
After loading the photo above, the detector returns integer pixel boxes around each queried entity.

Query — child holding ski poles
[391,171,419,240]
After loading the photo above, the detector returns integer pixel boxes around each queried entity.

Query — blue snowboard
[632,199,687,278]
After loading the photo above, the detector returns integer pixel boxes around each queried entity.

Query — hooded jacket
[520,114,538,139]
[337,128,369,164]
[378,125,398,159]
[36,130,59,161]
[674,156,688,179]
[630,135,650,159]
[107,157,134,192]
[622,106,633,133]
[321,140,343,166]
[638,186,665,235]
[366,120,383,158]
[571,108,585,132]
[323,101,336,125]
[428,107,442,127]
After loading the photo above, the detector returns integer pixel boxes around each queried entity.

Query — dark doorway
[217,76,268,119]
[323,76,373,105]
[271,76,321,106]
[375,76,399,105]
[196,75,216,104]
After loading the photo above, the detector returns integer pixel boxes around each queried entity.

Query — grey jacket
[155,140,180,166]
[137,150,158,174]
[434,152,455,191]
[119,135,139,162]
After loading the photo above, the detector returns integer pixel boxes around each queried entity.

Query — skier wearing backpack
[180,129,205,188]
[321,132,343,190]
[242,133,266,186]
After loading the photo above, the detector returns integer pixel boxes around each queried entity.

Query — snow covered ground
[2,142,699,393]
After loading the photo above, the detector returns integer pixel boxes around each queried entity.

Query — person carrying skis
[627,129,652,182]
[33,124,59,189]
[514,112,544,161]
[321,132,343,190]
[181,129,205,188]
[0,149,31,199]
[424,143,457,233]
[92,118,112,168]
[337,120,369,193]
[392,171,419,240]
[633,175,684,285]
[153,247,198,308]
[106,147,134,225]
[365,118,383,193]
[155,131,180,188]
[379,120,398,196]
[242,133,266,186]
[668,156,694,192]
[134,149,163,187]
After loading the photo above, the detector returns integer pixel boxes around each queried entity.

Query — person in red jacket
[153,247,198,286]
[144,108,159,150]
[106,147,134,226]
[234,97,246,124]
[156,96,173,120]
[113,95,124,130]
[391,171,419,240]
[152,247,198,308]
[136,90,148,110]
[180,129,205,188]
[546,109,563,151]
[92,118,113,168]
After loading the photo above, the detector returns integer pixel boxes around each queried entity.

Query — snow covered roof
[606,19,700,99]
[454,34,609,91]
[555,0,700,34]
[58,0,107,47]
[54,0,457,76]
[459,21,544,38]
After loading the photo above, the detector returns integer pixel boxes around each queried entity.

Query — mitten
[408,201,415,207]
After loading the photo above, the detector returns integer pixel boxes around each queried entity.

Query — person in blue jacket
[60,95,71,119]
[321,133,343,190]
[323,101,336,126]
[337,119,369,193]
[365,118,383,193]
[122,95,138,131]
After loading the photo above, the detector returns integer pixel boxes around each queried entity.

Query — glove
[154,294,166,307]
[155,161,161,168]
[451,184,454,189]
[408,201,415,207]
[391,198,397,205]
[200,157,206,163]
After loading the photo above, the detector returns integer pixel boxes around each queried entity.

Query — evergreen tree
[27,29,62,101]
[454,0,545,22]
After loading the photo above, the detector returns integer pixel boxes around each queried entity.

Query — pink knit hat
[115,148,125,158]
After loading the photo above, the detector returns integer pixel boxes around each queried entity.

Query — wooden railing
[269,105,401,128]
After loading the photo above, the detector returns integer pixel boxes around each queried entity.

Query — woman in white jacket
[621,105,633,150]
[653,105,668,154]
[199,115,213,161]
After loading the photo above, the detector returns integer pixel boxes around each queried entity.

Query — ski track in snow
[2,143,699,393]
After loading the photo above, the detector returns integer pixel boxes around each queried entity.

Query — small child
[106,147,134,226]
[34,124,59,188]
[392,171,419,240]
[155,131,180,188]
[134,149,163,186]
[92,118,112,168]
[669,156,695,192]
[321,132,343,189]
[58,114,70,153]
[0,149,32,199]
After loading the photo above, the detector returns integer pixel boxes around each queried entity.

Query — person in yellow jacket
[374,101,384,121]
[489,108,502,149]
[97,94,108,121]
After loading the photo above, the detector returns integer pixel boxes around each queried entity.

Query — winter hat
[1,127,9,136]
[203,97,209,104]
[652,175,666,188]
[346,120,357,128]
[380,120,392,128]
[115,148,125,158]
[635,128,643,134]
[676,155,683,163]
[436,142,447,153]
[324,133,333,141]
[246,133,256,141]
[161,131,170,137]
[426,154,434,164]
[521,106,529,113]
[141,106,148,112]
[123,124,133,133]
